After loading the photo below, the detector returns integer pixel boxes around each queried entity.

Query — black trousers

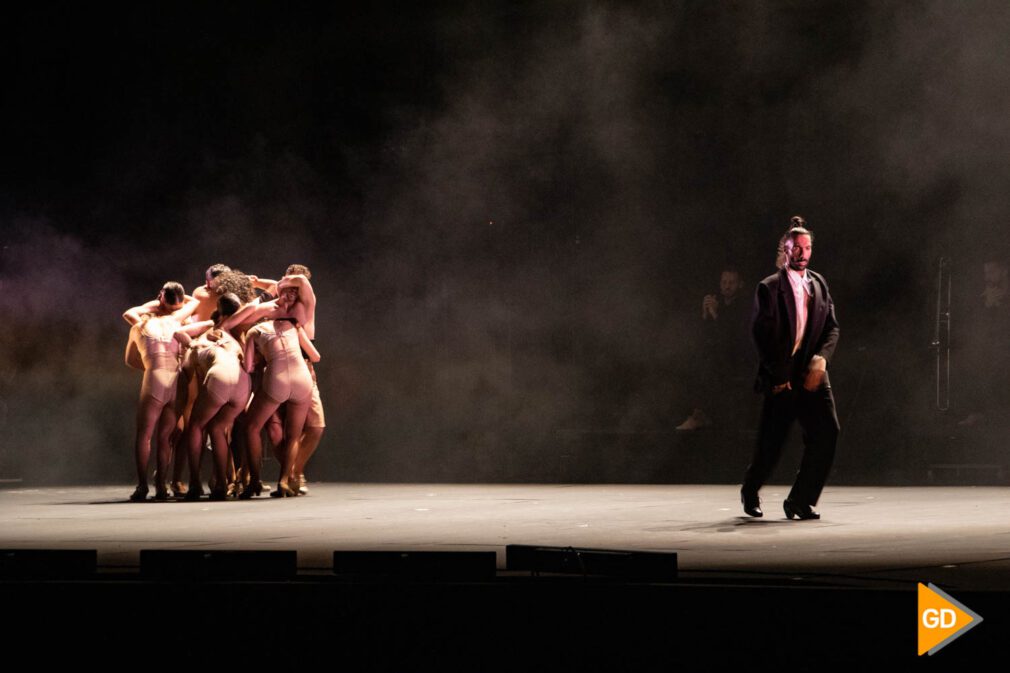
[742,376,839,506]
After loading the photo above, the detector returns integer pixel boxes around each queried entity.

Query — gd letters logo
[917,582,983,656]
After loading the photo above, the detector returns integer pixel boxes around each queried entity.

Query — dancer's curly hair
[285,263,311,279]
[206,263,231,280]
[212,270,255,303]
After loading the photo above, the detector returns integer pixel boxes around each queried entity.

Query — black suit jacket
[752,267,839,393]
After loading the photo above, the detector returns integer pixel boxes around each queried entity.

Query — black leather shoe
[783,499,820,520]
[741,490,763,518]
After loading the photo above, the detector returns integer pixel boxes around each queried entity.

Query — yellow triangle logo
[918,583,983,655]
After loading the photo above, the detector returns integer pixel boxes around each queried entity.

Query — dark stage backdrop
[3,1,1009,485]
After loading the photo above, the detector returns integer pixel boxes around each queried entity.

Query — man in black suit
[741,217,840,520]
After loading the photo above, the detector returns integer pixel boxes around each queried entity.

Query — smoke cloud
[5,2,1010,485]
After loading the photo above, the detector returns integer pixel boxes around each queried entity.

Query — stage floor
[2,483,1008,590]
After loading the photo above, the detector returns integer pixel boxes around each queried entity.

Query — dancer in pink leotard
[241,303,320,498]
[177,293,251,500]
[123,282,210,501]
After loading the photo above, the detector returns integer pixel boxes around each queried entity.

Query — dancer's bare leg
[185,393,224,496]
[230,412,248,490]
[277,402,309,496]
[291,379,324,491]
[170,424,187,492]
[154,405,177,499]
[223,424,235,482]
[268,408,285,464]
[243,395,281,497]
[293,426,324,483]
[132,396,164,500]
[225,441,237,486]
[208,403,244,497]
[171,375,197,494]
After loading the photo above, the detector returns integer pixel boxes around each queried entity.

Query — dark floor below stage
[3,483,1008,667]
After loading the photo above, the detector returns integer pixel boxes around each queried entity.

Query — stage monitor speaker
[332,551,497,582]
[140,550,297,581]
[0,549,97,579]
[505,544,677,581]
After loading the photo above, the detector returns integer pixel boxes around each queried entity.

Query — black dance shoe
[238,481,263,500]
[783,499,820,520]
[741,490,763,518]
[269,483,297,498]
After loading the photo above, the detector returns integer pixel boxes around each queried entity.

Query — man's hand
[702,294,719,320]
[772,381,792,395]
[803,355,827,391]
[248,275,278,293]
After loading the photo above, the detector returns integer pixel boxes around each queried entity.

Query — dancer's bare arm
[172,297,201,323]
[221,297,284,332]
[296,325,321,363]
[123,294,196,325]
[123,299,160,325]
[124,325,144,369]
[278,274,315,306]
[279,274,317,338]
[248,275,279,293]
[243,328,259,374]
[173,320,214,347]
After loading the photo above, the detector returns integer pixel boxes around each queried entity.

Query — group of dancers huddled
[123,263,325,502]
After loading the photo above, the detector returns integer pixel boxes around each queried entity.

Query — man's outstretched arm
[278,274,316,306]
[123,299,160,325]
[221,298,284,332]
